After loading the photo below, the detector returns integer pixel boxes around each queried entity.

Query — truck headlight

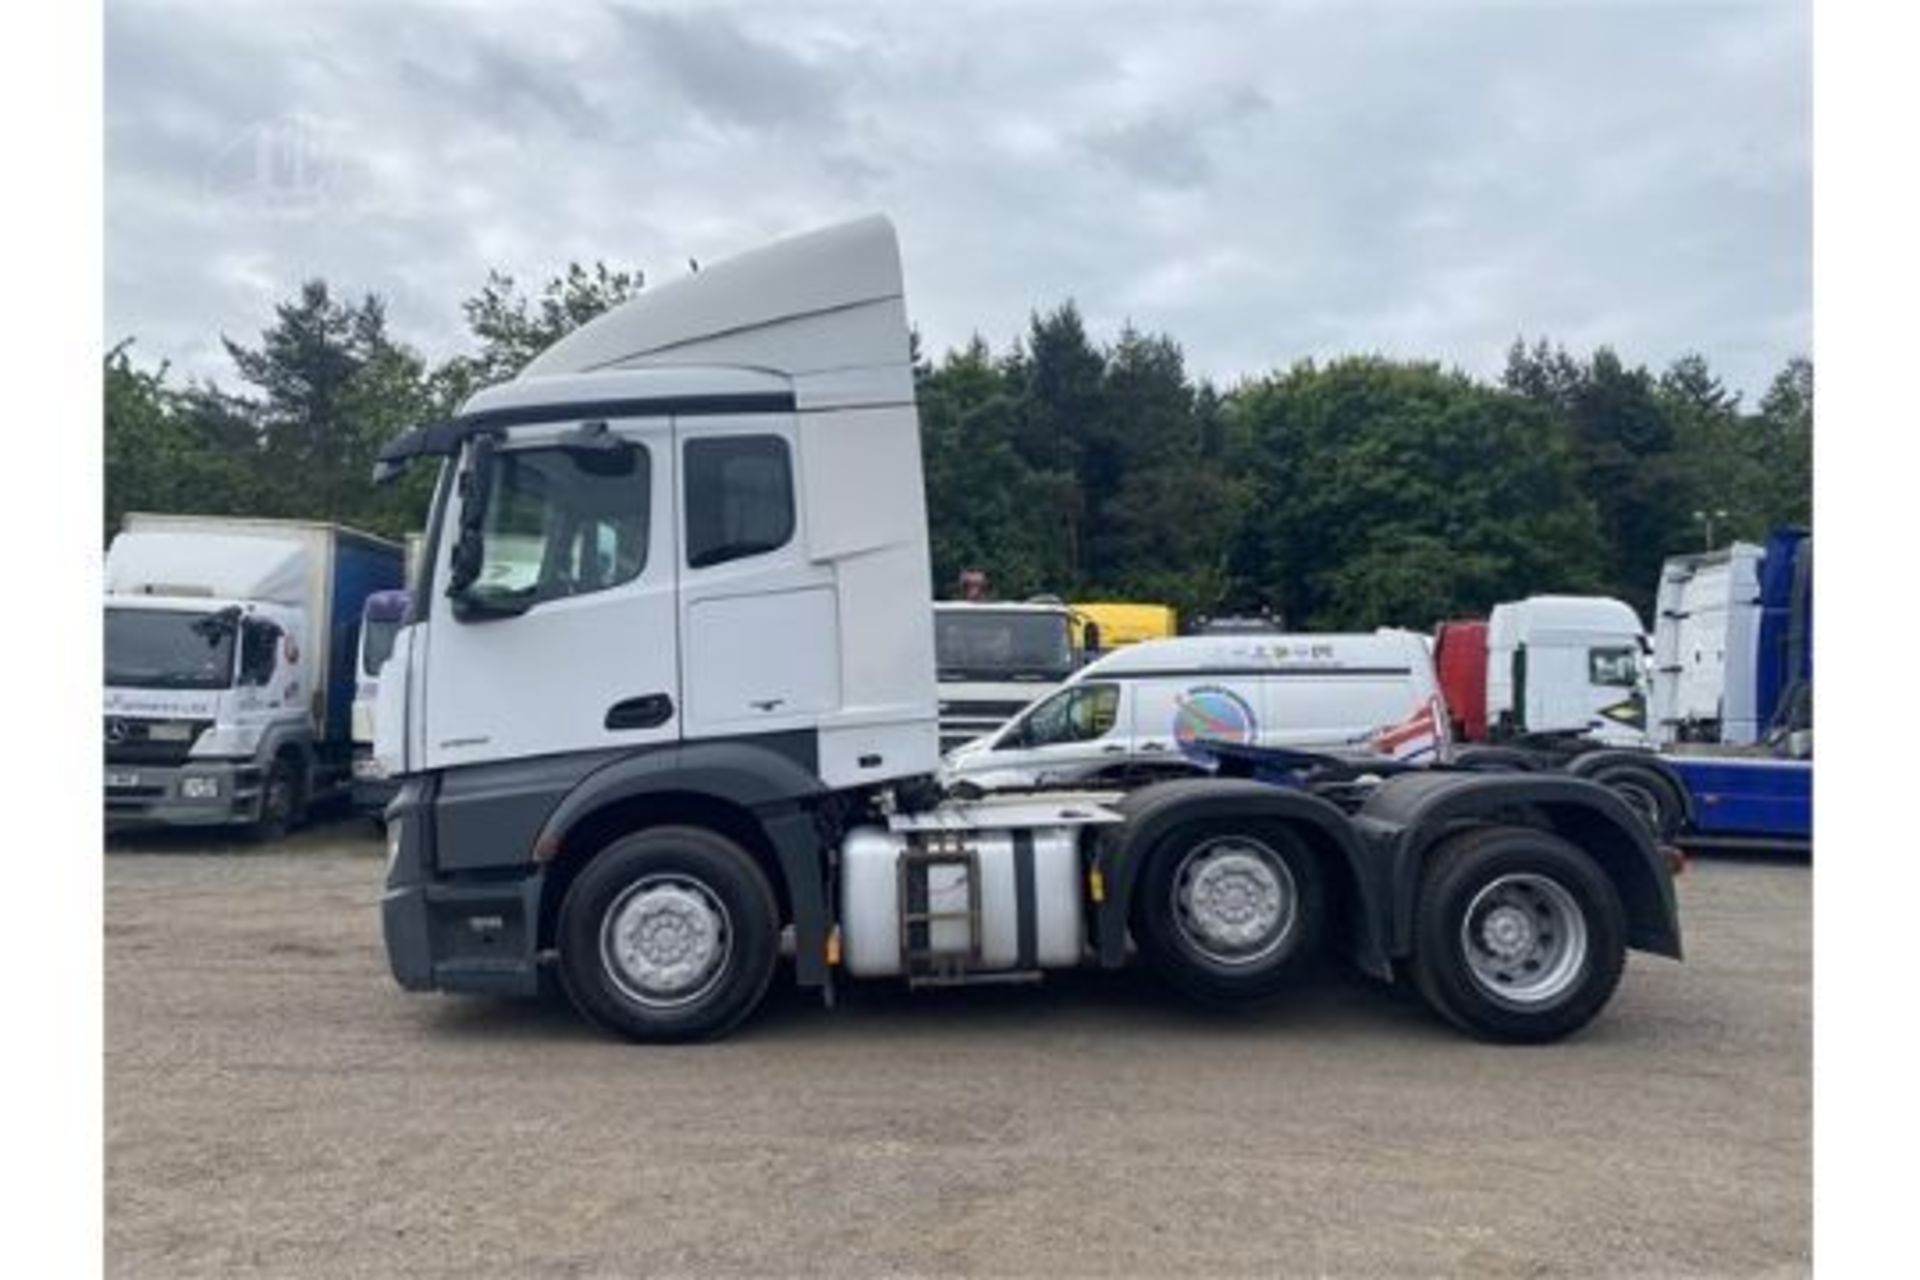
[180,775,220,800]
[190,723,265,758]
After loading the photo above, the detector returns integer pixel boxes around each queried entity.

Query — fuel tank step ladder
[896,833,984,986]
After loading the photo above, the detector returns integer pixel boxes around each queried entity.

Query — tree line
[106,267,1810,627]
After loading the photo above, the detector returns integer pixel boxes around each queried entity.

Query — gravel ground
[105,818,1810,1278]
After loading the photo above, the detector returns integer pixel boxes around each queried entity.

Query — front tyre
[556,826,781,1043]
[1135,822,1325,1004]
[1411,826,1626,1043]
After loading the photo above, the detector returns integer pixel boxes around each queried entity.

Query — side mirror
[445,434,497,599]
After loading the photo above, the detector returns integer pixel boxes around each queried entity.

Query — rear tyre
[1411,826,1626,1043]
[556,825,781,1043]
[1587,763,1684,842]
[1135,821,1325,1004]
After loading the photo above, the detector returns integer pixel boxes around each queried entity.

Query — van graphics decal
[1173,686,1258,760]
[1372,697,1444,762]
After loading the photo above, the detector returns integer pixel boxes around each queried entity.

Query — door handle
[1101,744,1126,754]
[1141,741,1168,753]
[606,693,674,730]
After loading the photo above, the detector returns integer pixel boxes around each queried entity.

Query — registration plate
[106,771,141,789]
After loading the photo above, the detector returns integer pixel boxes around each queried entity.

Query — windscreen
[360,617,401,676]
[935,609,1074,682]
[105,608,235,690]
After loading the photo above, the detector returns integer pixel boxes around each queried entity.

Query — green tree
[221,282,433,529]
[440,261,645,397]
[1231,357,1608,629]
[103,343,265,542]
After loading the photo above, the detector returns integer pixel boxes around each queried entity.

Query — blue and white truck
[1651,528,1812,850]
[104,514,405,836]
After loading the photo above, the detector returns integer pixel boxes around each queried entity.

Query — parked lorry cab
[943,631,1449,793]
[350,588,410,817]
[371,216,1680,1045]
[934,599,1081,752]
[1072,601,1177,656]
[1484,596,1651,748]
[105,514,404,835]
[1653,529,1811,849]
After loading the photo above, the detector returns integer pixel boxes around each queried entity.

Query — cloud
[105,0,1810,402]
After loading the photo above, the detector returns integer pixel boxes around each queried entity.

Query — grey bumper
[105,760,261,828]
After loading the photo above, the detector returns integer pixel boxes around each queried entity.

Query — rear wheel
[1411,826,1626,1043]
[1587,763,1683,842]
[556,825,780,1043]
[1135,821,1325,1003]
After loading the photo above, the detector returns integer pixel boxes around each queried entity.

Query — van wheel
[1411,826,1626,1043]
[1135,821,1324,1003]
[557,826,781,1043]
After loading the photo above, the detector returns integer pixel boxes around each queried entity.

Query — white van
[942,631,1448,792]
[1486,596,1652,748]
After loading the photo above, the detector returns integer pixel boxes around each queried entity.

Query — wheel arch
[1362,771,1683,962]
[531,740,833,985]
[1093,778,1392,980]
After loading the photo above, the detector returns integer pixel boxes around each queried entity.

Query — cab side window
[1009,683,1120,749]
[1589,646,1640,688]
[684,435,795,569]
[238,619,281,687]
[472,444,651,606]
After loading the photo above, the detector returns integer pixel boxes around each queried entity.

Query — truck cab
[1486,596,1652,748]
[106,516,403,834]
[933,600,1080,752]
[350,588,410,816]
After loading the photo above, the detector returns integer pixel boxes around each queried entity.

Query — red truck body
[1433,619,1489,743]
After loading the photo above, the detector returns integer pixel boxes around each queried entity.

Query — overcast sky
[105,0,1810,402]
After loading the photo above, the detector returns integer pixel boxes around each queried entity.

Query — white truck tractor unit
[105,515,404,834]
[373,217,1680,1045]
[1486,595,1653,748]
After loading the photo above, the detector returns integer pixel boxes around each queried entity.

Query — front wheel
[1411,826,1626,1043]
[247,757,301,843]
[1135,821,1325,1004]
[556,826,781,1043]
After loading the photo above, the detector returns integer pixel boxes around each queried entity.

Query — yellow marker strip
[1089,867,1106,903]
[826,925,842,967]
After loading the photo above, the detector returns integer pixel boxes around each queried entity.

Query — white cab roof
[512,216,911,411]
[1488,595,1645,645]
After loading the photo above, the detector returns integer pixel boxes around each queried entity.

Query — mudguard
[1091,778,1396,979]
[1358,770,1683,960]
[532,737,834,985]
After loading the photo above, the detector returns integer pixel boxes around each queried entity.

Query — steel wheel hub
[600,876,732,1009]
[1174,837,1297,966]
[1461,872,1589,1008]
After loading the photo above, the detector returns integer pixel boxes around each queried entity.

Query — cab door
[675,414,840,741]
[421,417,679,771]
